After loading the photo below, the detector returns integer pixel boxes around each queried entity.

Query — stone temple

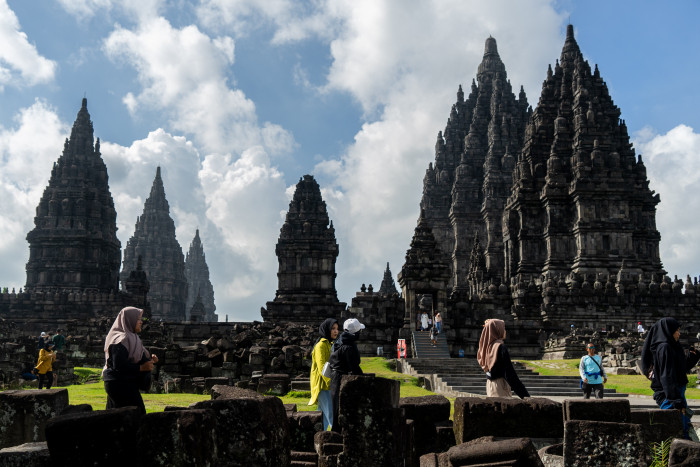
[25,98,122,294]
[394,26,699,357]
[1,99,149,321]
[261,174,346,324]
[120,167,188,321]
[184,229,217,322]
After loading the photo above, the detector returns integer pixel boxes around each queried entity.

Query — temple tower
[378,262,399,296]
[184,229,216,321]
[25,98,121,293]
[261,174,346,324]
[120,167,188,321]
[419,37,530,299]
[502,25,664,282]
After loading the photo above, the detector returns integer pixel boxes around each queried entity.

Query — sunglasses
[587,346,595,349]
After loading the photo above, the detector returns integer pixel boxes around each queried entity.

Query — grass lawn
[66,359,441,414]
[518,359,700,399]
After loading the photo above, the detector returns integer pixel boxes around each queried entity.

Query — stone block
[191,391,289,466]
[630,409,683,445]
[314,430,343,456]
[0,389,69,448]
[337,375,404,466]
[59,404,93,415]
[563,398,631,423]
[445,437,544,466]
[288,411,323,451]
[0,442,50,467]
[434,420,456,453]
[538,443,563,467]
[418,453,438,467]
[45,407,141,466]
[399,395,451,457]
[563,420,646,466]
[249,352,266,365]
[136,409,216,466]
[291,379,311,391]
[257,373,290,396]
[204,376,229,392]
[669,438,700,466]
[453,396,562,443]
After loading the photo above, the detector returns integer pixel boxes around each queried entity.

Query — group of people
[418,311,442,346]
[478,317,699,440]
[309,317,365,431]
[28,329,66,389]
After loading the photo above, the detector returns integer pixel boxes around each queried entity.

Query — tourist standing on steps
[420,311,429,331]
[328,318,365,431]
[35,341,56,389]
[434,312,442,334]
[579,343,607,399]
[641,317,700,440]
[309,318,339,431]
[102,307,158,414]
[477,319,530,399]
[430,325,438,346]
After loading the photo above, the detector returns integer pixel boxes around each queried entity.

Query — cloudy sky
[0,0,699,321]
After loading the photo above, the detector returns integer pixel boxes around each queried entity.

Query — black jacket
[328,331,363,376]
[102,343,149,383]
[488,345,530,399]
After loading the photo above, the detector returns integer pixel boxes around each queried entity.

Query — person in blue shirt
[579,342,607,399]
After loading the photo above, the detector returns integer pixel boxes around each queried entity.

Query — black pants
[583,383,604,399]
[38,371,53,389]
[104,379,146,414]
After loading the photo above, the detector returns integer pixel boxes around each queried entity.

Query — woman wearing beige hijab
[477,319,529,398]
[102,307,158,414]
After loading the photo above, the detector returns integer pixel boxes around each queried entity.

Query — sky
[0,0,699,322]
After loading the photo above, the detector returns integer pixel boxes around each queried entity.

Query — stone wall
[1,380,697,466]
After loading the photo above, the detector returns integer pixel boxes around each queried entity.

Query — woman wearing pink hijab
[103,307,158,414]
[477,319,529,399]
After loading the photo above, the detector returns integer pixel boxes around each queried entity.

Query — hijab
[477,319,506,372]
[314,318,338,347]
[640,317,683,377]
[104,307,149,368]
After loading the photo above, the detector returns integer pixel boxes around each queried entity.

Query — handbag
[322,361,332,378]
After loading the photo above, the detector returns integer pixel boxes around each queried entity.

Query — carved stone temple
[184,229,217,322]
[261,174,346,324]
[120,167,188,321]
[396,26,699,355]
[25,98,122,294]
[0,99,149,322]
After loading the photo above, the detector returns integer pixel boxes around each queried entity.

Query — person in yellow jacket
[35,341,56,389]
[309,318,339,430]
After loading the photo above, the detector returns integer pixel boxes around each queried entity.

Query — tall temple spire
[502,23,663,281]
[417,35,529,300]
[25,98,121,294]
[120,167,188,321]
[261,174,346,324]
[185,228,216,322]
[378,262,399,296]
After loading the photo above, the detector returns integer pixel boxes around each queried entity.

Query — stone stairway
[403,358,627,398]
[290,450,318,466]
[411,330,451,358]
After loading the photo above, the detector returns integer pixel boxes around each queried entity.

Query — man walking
[579,343,607,399]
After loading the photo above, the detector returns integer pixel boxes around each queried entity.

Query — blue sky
[0,0,699,321]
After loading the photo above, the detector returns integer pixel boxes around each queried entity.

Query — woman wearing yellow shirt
[309,318,339,431]
[35,341,56,389]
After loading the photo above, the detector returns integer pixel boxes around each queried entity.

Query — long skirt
[658,384,691,439]
[486,377,512,397]
[104,379,146,414]
[317,389,333,431]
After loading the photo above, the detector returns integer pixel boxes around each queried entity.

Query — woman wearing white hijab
[103,307,158,414]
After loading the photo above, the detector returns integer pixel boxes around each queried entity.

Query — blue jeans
[317,388,333,431]
[658,385,690,439]
[436,322,442,333]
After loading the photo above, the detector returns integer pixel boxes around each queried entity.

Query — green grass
[518,359,700,399]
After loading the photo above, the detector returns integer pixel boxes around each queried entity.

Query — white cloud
[635,124,700,279]
[0,0,56,88]
[0,100,68,289]
[103,16,295,157]
[56,0,162,22]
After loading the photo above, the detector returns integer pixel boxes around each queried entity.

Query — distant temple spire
[378,262,398,296]
[185,229,217,322]
[120,167,188,321]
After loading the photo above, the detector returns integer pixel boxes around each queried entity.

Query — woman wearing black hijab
[308,318,339,431]
[641,317,699,439]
